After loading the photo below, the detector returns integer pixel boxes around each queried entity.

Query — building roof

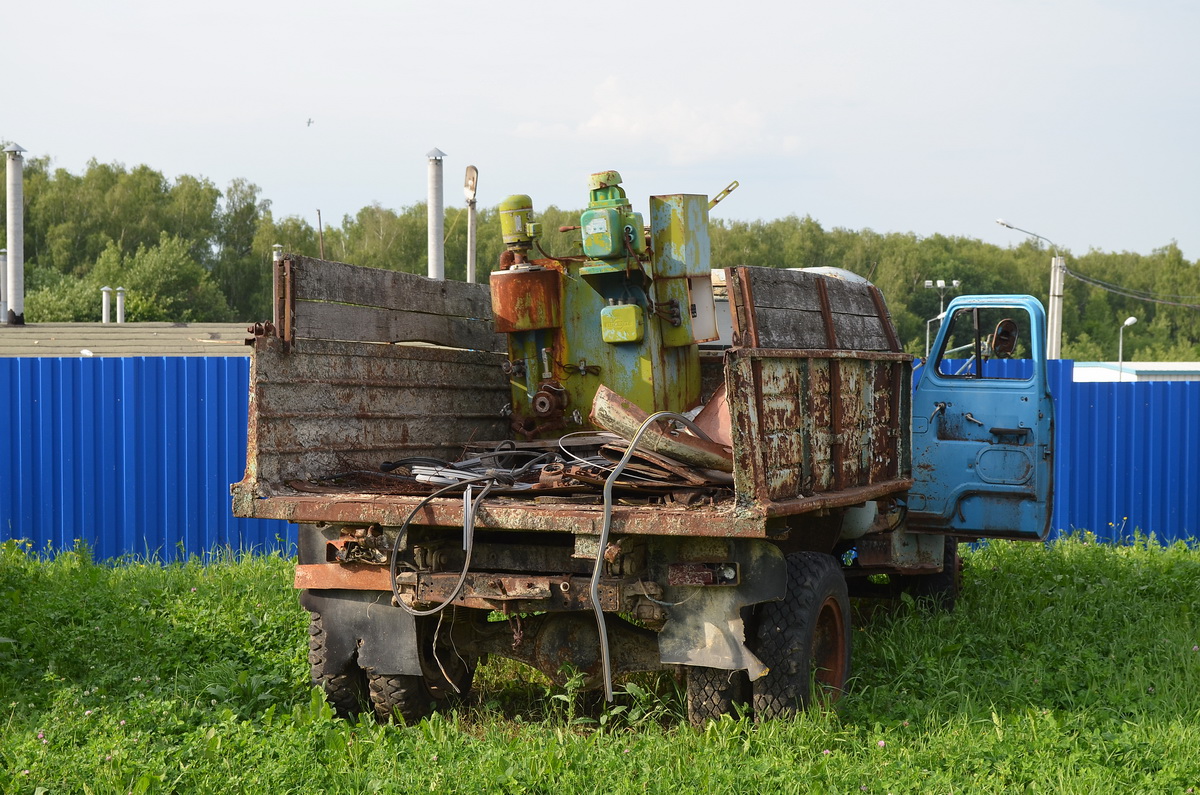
[1073,361,1200,382]
[0,323,251,357]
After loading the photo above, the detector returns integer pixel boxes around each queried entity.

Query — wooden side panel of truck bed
[237,256,510,497]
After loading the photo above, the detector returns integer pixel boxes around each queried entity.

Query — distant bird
[307,118,314,127]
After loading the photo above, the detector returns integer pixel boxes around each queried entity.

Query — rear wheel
[751,552,851,720]
[367,672,439,724]
[685,665,749,726]
[308,612,368,719]
[367,610,477,724]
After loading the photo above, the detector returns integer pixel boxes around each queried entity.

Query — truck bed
[232,257,913,543]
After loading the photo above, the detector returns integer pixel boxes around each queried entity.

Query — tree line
[2,154,1198,360]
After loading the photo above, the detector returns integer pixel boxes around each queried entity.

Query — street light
[996,219,1065,360]
[924,278,961,315]
[1118,316,1137,381]
[923,278,961,357]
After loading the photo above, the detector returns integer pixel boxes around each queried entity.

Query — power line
[1063,265,1200,310]
[1064,266,1200,301]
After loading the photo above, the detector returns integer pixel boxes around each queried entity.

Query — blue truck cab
[909,295,1054,541]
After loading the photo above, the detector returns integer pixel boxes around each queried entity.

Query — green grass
[2,534,1199,793]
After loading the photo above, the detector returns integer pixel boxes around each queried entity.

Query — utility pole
[997,219,1063,358]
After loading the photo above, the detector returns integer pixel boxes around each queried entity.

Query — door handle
[929,402,947,421]
[964,413,985,426]
[990,426,1031,437]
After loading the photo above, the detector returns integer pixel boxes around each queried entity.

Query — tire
[899,537,962,611]
[751,552,851,720]
[367,672,438,724]
[367,610,477,724]
[685,666,749,726]
[308,612,368,719]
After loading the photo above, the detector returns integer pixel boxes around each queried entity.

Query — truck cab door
[908,295,1053,540]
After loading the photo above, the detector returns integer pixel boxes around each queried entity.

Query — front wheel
[751,551,851,720]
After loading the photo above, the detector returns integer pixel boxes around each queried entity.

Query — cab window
[933,306,1033,379]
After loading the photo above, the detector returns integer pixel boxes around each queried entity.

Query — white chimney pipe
[0,249,6,319]
[116,287,126,323]
[426,148,446,281]
[5,144,25,325]
[101,286,112,323]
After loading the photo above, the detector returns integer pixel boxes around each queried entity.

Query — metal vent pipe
[116,287,126,323]
[0,249,6,319]
[426,148,446,281]
[101,286,112,323]
[5,144,25,325]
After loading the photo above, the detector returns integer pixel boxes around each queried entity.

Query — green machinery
[489,170,718,438]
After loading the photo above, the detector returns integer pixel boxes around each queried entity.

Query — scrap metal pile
[298,385,735,505]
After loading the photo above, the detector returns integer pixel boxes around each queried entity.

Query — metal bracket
[273,256,296,352]
[654,538,786,679]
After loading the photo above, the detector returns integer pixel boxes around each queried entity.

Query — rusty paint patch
[666,562,739,586]
[856,530,942,573]
[294,563,398,590]
[490,267,564,333]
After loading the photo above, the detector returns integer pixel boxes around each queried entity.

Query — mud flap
[300,589,422,677]
[652,539,786,679]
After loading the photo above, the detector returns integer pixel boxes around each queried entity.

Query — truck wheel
[367,673,437,724]
[308,612,368,719]
[751,551,851,720]
[367,612,477,724]
[899,537,962,611]
[685,666,749,726]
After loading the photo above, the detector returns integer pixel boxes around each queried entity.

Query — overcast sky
[4,0,1198,261]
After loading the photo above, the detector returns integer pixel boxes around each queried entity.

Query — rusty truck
[233,170,1053,725]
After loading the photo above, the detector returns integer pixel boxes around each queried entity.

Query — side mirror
[990,318,1019,359]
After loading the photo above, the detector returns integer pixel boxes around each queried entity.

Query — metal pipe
[316,209,325,259]
[466,200,477,283]
[272,244,283,326]
[427,148,446,281]
[925,311,945,359]
[0,249,6,319]
[5,144,26,325]
[116,287,125,323]
[101,286,112,324]
[465,165,479,284]
[596,410,713,702]
[1118,316,1137,381]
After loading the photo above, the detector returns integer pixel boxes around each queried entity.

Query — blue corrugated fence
[0,357,294,560]
[1053,374,1200,542]
[1,357,1196,559]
